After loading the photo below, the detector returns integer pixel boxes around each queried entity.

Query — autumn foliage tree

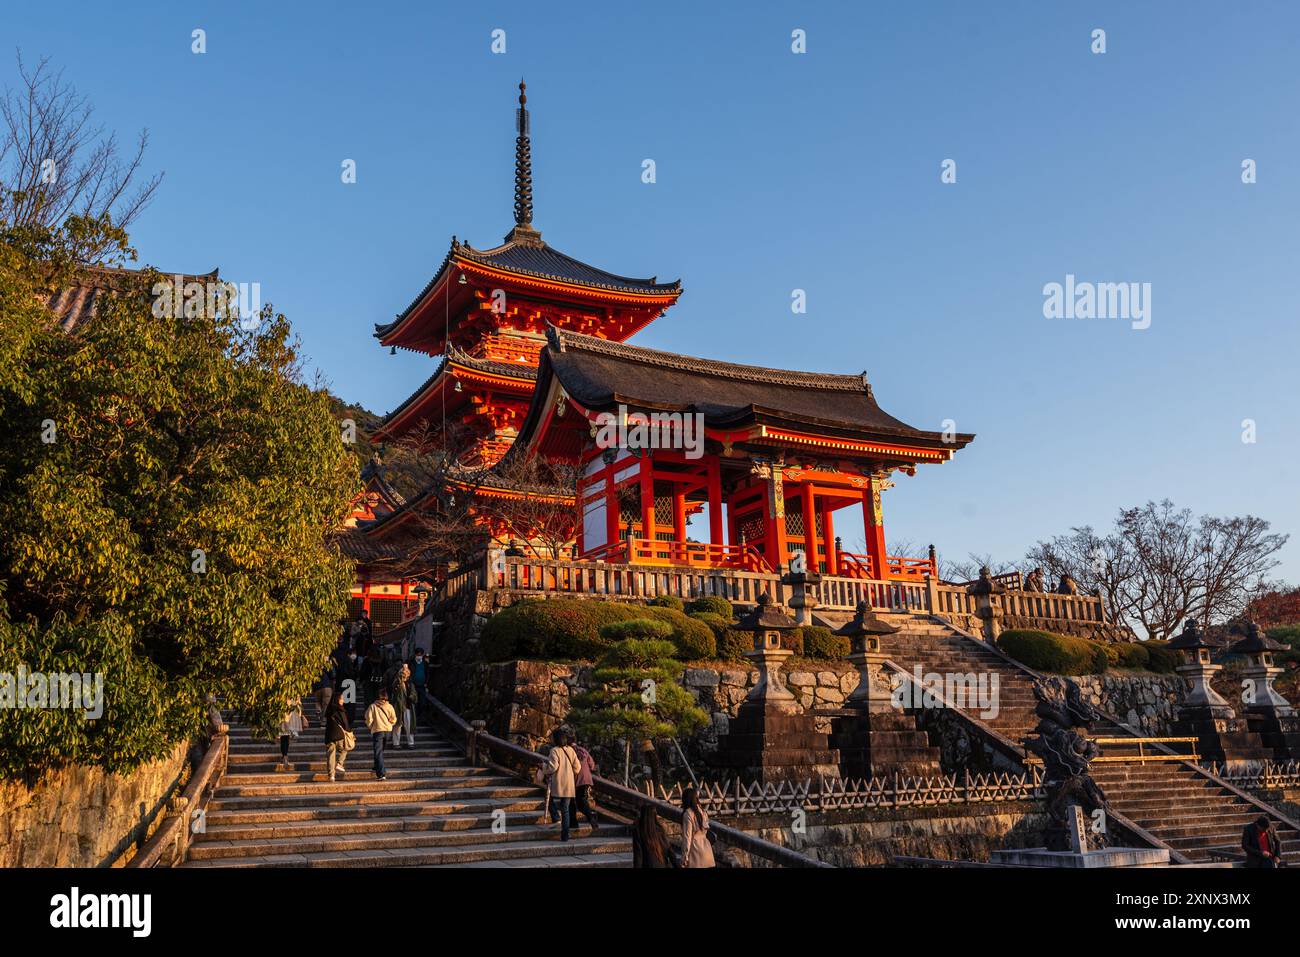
[0,216,357,783]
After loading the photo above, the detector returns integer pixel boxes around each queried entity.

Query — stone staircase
[182,699,630,868]
[1090,763,1300,864]
[876,613,1300,864]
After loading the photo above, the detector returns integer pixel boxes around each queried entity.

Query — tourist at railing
[631,805,676,868]
[1024,567,1045,592]
[364,687,396,780]
[568,735,601,834]
[679,787,715,869]
[277,701,309,772]
[323,695,353,782]
[1056,573,1080,595]
[1241,815,1283,868]
[408,647,430,728]
[385,663,417,750]
[543,728,582,842]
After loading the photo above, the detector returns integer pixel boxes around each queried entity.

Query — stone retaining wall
[0,742,190,868]
[439,658,1188,771]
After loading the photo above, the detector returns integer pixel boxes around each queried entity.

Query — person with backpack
[364,687,397,780]
[323,694,354,782]
[679,786,715,868]
[567,735,600,834]
[543,729,582,842]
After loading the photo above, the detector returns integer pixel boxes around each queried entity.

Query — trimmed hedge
[1112,643,1150,670]
[648,594,685,611]
[1142,641,1180,675]
[690,611,750,662]
[997,630,1108,676]
[480,598,716,662]
[799,626,850,660]
[687,595,734,619]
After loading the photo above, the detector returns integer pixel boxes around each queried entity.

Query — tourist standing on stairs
[543,729,582,842]
[278,701,309,772]
[679,787,715,868]
[408,648,430,726]
[1242,815,1282,868]
[365,687,397,780]
[387,663,417,749]
[568,735,600,834]
[324,694,353,782]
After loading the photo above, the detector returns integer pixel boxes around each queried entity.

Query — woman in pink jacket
[679,787,715,868]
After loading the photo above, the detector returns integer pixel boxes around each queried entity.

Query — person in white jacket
[680,786,715,868]
[364,688,397,780]
[544,729,582,842]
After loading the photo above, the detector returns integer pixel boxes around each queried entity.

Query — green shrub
[687,595,733,619]
[799,626,850,660]
[648,594,684,611]
[717,629,752,661]
[1268,625,1300,649]
[997,629,1108,676]
[1112,643,1150,669]
[600,618,672,642]
[1143,641,1180,674]
[480,598,716,662]
[643,607,716,660]
[691,613,751,661]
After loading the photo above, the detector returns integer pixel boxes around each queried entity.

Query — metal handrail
[424,693,832,868]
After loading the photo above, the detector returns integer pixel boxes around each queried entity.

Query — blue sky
[8,0,1300,581]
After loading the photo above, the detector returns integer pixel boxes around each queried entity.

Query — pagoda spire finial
[512,79,535,231]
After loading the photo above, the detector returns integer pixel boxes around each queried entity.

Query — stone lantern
[781,551,822,626]
[835,601,900,713]
[1168,619,1233,718]
[735,592,800,714]
[1229,622,1294,718]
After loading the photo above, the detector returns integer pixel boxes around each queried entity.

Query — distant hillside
[326,393,427,501]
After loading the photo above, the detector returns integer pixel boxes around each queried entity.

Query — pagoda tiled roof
[379,347,538,428]
[374,233,680,339]
[536,329,973,449]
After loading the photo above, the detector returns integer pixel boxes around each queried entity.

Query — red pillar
[763,465,786,571]
[800,482,818,573]
[604,459,619,557]
[822,501,836,575]
[639,455,656,561]
[862,477,888,580]
[706,458,724,549]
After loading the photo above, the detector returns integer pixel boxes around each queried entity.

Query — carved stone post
[965,566,1003,642]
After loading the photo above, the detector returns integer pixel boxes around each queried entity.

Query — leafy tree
[0,216,357,784]
[567,621,708,783]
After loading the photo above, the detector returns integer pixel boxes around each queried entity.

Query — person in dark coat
[323,695,352,782]
[1242,815,1282,868]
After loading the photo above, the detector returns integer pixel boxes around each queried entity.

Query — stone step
[209,783,538,812]
[206,796,545,826]
[221,763,486,784]
[180,834,631,868]
[214,773,517,798]
[427,851,633,869]
[202,809,569,841]
[189,822,627,861]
